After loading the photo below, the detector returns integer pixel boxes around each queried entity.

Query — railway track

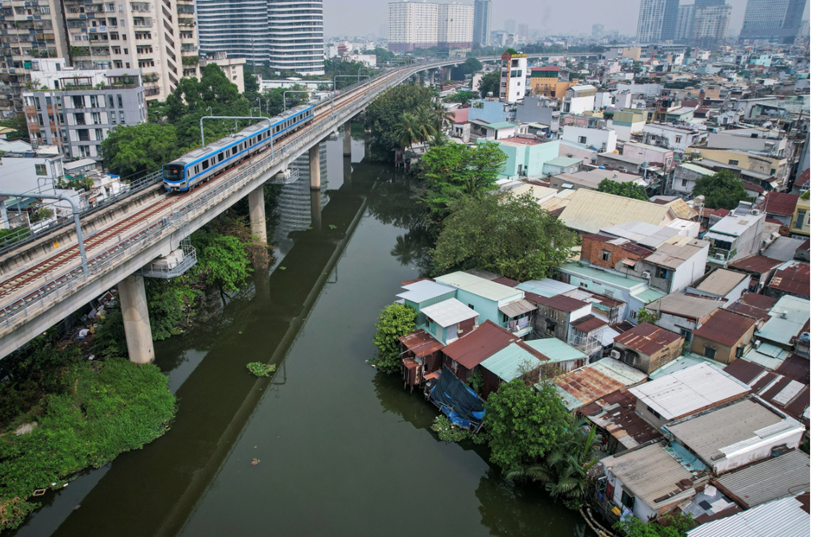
[0,67,400,303]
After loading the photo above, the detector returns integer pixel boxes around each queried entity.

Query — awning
[622,258,638,267]
[499,299,537,318]
[704,231,735,242]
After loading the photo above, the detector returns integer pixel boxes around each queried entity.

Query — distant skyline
[324,0,809,39]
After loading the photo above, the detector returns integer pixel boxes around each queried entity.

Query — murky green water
[13,139,587,537]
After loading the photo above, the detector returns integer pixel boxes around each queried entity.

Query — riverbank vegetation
[0,340,174,530]
[370,303,417,373]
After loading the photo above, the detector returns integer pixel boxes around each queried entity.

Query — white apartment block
[388,2,473,53]
[499,52,526,103]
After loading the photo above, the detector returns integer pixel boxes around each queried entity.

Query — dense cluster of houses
[391,185,810,533]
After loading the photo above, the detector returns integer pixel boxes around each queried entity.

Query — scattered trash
[73,504,81,511]
[278,266,287,271]
[32,489,46,497]
[251,458,260,466]
[328,225,337,230]
[77,329,90,339]
[15,422,37,436]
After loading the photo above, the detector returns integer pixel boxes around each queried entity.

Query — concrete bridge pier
[343,122,352,157]
[119,274,155,364]
[309,144,321,190]
[248,185,267,244]
[310,189,322,231]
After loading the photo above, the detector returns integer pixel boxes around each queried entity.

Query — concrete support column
[248,185,267,244]
[343,122,352,157]
[364,130,372,161]
[119,274,154,364]
[309,144,321,190]
[344,158,353,186]
[310,189,322,231]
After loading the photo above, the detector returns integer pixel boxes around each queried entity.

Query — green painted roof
[545,156,582,167]
[480,343,539,382]
[649,353,726,380]
[559,263,648,290]
[525,338,588,363]
[633,287,667,304]
[487,122,517,130]
[679,163,716,176]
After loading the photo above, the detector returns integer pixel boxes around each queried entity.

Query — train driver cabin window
[163,164,183,181]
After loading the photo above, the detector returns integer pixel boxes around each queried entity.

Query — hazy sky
[324,0,810,38]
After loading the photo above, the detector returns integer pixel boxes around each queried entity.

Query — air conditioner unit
[715,253,725,261]
[642,270,651,279]
[610,350,621,360]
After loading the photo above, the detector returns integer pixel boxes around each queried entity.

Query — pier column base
[248,185,267,244]
[309,144,321,190]
[343,122,352,157]
[119,274,154,364]
[310,189,322,231]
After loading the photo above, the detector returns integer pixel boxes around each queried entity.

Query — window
[108,95,115,109]
[646,406,662,420]
[92,112,101,124]
[675,135,682,143]
[117,94,123,108]
[201,159,209,170]
[704,346,717,359]
[578,136,587,144]
[794,210,807,230]
[681,178,688,187]
[657,267,669,280]
[620,489,635,509]
[545,320,557,333]
[89,95,98,108]
[120,111,125,122]
[34,164,47,176]
[600,249,611,262]
[95,128,103,140]
[728,159,739,165]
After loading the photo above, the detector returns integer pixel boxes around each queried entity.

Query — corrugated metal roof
[435,271,523,303]
[645,240,707,269]
[581,389,662,449]
[559,262,650,290]
[530,293,588,312]
[571,315,608,333]
[516,278,576,298]
[646,292,724,320]
[694,269,749,295]
[553,358,647,411]
[632,287,667,304]
[558,189,676,234]
[629,363,750,421]
[399,330,445,358]
[421,298,479,327]
[755,295,811,347]
[615,322,683,355]
[525,338,588,363]
[498,299,537,318]
[601,220,680,249]
[480,343,541,382]
[649,353,726,380]
[693,308,757,347]
[679,162,716,176]
[601,443,695,510]
[665,399,805,468]
[767,261,810,297]
[728,255,783,275]
[708,213,765,237]
[397,280,457,303]
[687,494,810,537]
[442,320,518,370]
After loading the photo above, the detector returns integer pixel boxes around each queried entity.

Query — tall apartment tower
[388,2,473,53]
[675,4,696,41]
[473,0,492,47]
[636,0,679,43]
[0,0,69,117]
[740,0,806,43]
[196,0,324,75]
[691,1,731,47]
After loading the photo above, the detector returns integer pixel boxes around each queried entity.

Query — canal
[13,138,587,537]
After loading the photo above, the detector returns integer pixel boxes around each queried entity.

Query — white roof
[687,495,809,537]
[435,272,522,303]
[628,363,750,421]
[420,298,479,327]
[709,213,764,237]
[396,280,456,304]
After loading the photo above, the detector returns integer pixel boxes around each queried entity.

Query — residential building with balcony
[21,59,146,160]
[499,51,526,103]
[561,85,596,115]
[789,192,810,238]
[387,1,472,53]
[60,0,200,101]
[199,52,246,93]
[0,0,69,117]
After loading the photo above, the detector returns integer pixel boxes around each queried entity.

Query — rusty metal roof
[724,359,766,385]
[693,309,757,347]
[580,388,661,450]
[728,293,779,322]
[535,294,588,313]
[571,315,608,333]
[553,358,647,411]
[614,322,683,356]
[728,255,783,275]
[768,262,810,298]
[442,320,518,370]
[777,354,810,385]
[399,330,444,358]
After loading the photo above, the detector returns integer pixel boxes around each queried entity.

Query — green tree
[507,417,600,507]
[415,105,437,143]
[365,85,435,157]
[421,142,506,220]
[444,90,478,104]
[100,122,178,178]
[262,85,308,118]
[597,179,650,201]
[0,114,30,142]
[692,170,751,210]
[144,278,200,340]
[614,514,696,537]
[428,101,454,133]
[483,379,571,471]
[636,307,659,324]
[431,192,576,281]
[479,71,500,98]
[371,303,417,374]
[192,230,252,293]
[460,57,483,74]
[392,112,422,151]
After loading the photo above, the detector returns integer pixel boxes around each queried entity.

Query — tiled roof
[693,309,756,347]
[793,168,810,187]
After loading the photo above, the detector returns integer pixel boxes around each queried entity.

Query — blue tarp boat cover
[430,367,485,428]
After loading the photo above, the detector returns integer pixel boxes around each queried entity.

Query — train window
[218,152,224,162]
[232,146,237,155]
[194,165,199,174]
[202,159,209,170]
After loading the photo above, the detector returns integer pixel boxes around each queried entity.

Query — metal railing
[0,57,470,331]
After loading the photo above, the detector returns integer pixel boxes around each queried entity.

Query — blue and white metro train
[162,104,315,192]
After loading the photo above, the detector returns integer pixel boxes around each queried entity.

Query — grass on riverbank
[0,357,176,530]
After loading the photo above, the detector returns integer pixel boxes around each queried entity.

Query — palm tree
[506,417,601,504]
[429,101,455,134]
[392,112,421,151]
[414,106,437,143]
[428,132,449,147]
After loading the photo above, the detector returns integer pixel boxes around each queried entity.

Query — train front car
[163,161,188,192]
